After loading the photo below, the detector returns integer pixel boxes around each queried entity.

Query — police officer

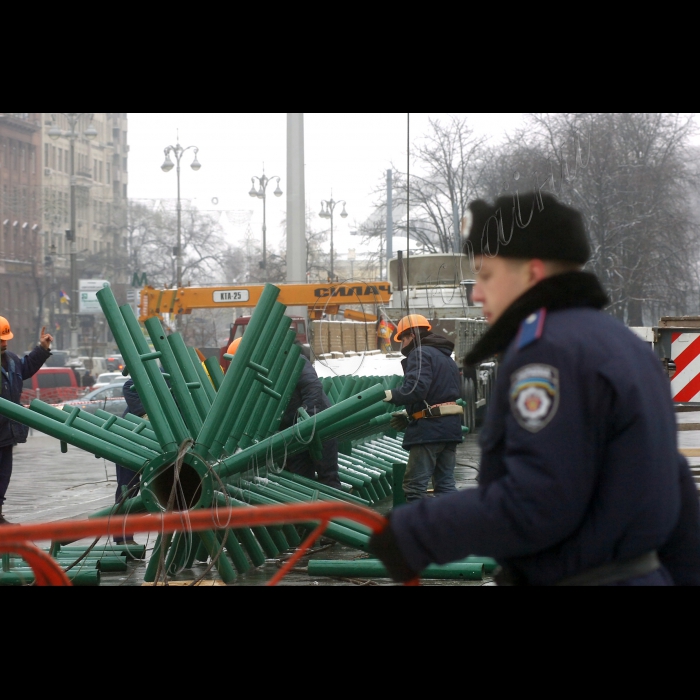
[369,192,700,586]
[383,315,463,503]
[226,339,342,490]
[0,318,53,525]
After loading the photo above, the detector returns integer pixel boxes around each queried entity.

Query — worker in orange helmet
[382,313,463,503]
[0,318,54,525]
[226,335,342,490]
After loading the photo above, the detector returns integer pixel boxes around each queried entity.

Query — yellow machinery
[138,282,391,323]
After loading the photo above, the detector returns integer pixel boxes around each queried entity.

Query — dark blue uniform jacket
[280,356,332,430]
[122,378,146,418]
[390,303,700,585]
[0,347,51,448]
[388,334,462,448]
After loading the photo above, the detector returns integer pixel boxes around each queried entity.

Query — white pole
[286,114,308,323]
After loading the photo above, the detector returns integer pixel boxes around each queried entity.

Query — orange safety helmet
[0,316,13,341]
[394,314,432,342]
[227,338,242,356]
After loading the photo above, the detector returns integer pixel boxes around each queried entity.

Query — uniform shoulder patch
[516,308,547,350]
[510,364,559,433]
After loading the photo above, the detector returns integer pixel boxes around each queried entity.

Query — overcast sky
[127,113,527,260]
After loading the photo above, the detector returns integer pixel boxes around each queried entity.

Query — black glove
[368,517,419,584]
[390,411,409,432]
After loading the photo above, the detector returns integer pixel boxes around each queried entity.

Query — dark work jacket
[122,378,146,418]
[0,346,51,448]
[280,357,332,430]
[388,334,462,448]
[390,273,700,586]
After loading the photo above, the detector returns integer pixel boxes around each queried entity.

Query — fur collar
[465,272,609,365]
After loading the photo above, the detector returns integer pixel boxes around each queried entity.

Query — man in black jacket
[369,192,700,586]
[0,318,53,525]
[383,315,463,503]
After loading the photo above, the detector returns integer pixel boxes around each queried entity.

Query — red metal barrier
[0,503,411,586]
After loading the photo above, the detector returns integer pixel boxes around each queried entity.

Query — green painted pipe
[196,284,280,459]
[88,495,147,521]
[58,544,146,559]
[236,327,297,452]
[268,473,370,507]
[145,317,204,438]
[144,533,173,583]
[185,534,201,569]
[64,406,161,453]
[226,484,369,551]
[259,348,304,440]
[307,560,485,580]
[29,401,159,463]
[212,493,266,568]
[197,528,237,584]
[96,286,178,452]
[194,537,210,564]
[167,334,213,420]
[217,384,388,479]
[120,304,191,447]
[165,532,186,575]
[224,308,290,454]
[215,530,250,575]
[204,356,225,392]
[213,492,282,558]
[0,570,101,586]
[0,399,145,473]
[94,410,159,445]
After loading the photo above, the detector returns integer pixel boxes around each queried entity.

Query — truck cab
[218,315,308,372]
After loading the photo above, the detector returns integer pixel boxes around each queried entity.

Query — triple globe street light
[248,171,283,280]
[319,196,348,282]
[48,113,98,359]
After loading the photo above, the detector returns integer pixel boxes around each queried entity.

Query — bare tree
[507,113,700,325]
[366,116,489,254]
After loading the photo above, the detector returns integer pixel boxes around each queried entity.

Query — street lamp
[248,170,283,280]
[48,113,98,359]
[319,195,348,282]
[161,140,201,328]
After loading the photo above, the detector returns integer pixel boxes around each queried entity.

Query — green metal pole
[307,560,485,580]
[167,333,213,420]
[145,317,203,438]
[195,284,280,459]
[256,345,303,441]
[203,356,224,392]
[65,406,160,453]
[0,399,145,472]
[96,286,178,452]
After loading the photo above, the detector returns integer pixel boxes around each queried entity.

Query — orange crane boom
[138,282,392,322]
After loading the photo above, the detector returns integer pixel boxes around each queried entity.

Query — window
[106,162,111,184]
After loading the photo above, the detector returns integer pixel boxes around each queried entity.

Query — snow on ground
[313,351,404,378]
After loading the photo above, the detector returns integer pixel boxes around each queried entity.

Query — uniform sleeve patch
[510,364,559,433]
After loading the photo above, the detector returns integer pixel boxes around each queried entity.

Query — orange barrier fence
[0,503,416,586]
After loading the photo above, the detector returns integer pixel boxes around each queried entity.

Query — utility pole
[286,114,307,322]
[386,169,393,281]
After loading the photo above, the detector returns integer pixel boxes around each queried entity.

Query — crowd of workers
[2,191,699,585]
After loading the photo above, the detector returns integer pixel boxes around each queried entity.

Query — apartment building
[0,113,43,352]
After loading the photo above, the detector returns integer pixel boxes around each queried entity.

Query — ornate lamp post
[248,170,283,280]
[161,141,201,330]
[319,195,348,282]
[48,113,98,358]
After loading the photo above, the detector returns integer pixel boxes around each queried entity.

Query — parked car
[105,354,125,372]
[44,350,70,368]
[21,367,84,406]
[60,382,128,416]
[92,372,127,391]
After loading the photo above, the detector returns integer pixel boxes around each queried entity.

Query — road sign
[79,280,110,314]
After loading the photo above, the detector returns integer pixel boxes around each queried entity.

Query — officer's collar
[464,271,609,365]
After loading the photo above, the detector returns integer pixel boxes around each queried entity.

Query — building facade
[0,113,43,353]
[40,113,129,352]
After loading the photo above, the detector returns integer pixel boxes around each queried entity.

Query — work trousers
[284,438,343,491]
[0,445,13,507]
[114,463,141,544]
[403,442,458,503]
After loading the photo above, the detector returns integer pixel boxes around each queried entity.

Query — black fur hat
[463,192,590,264]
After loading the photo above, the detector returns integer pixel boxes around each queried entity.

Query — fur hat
[463,192,590,264]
